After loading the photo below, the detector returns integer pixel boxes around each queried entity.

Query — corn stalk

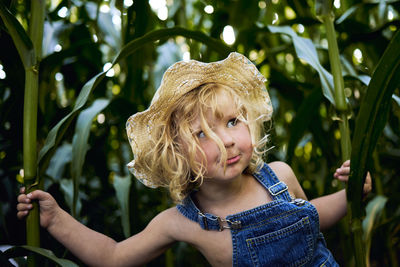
[24,1,45,265]
[316,0,362,265]
[316,0,351,161]
[0,1,45,266]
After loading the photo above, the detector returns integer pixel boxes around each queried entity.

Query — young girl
[17,52,371,266]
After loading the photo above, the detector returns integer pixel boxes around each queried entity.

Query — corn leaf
[286,88,323,163]
[0,2,34,68]
[37,71,106,177]
[3,245,78,267]
[45,143,72,181]
[60,179,82,217]
[38,27,232,179]
[71,98,110,217]
[362,195,388,265]
[112,27,233,65]
[349,29,400,218]
[268,25,335,105]
[363,195,387,241]
[113,174,132,238]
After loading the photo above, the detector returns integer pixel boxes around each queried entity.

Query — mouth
[226,155,240,165]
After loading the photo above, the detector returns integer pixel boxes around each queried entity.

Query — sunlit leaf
[3,245,78,267]
[336,5,360,24]
[0,3,35,68]
[393,94,400,107]
[286,88,323,163]
[60,179,82,216]
[38,72,106,175]
[98,11,121,51]
[71,98,110,217]
[113,174,132,238]
[349,29,400,218]
[45,143,72,181]
[362,195,388,266]
[113,27,233,65]
[363,195,387,241]
[315,0,333,16]
[38,27,232,179]
[268,25,335,105]
[0,249,14,267]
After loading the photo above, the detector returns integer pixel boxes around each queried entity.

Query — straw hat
[126,52,272,187]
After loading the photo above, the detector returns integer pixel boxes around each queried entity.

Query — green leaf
[38,27,230,182]
[0,3,35,68]
[4,245,78,267]
[60,179,82,216]
[113,174,132,238]
[315,0,333,16]
[71,98,110,217]
[336,5,360,24]
[45,143,72,181]
[38,72,106,174]
[112,27,233,65]
[286,88,323,163]
[362,195,387,241]
[362,195,388,265]
[349,29,400,219]
[393,94,400,107]
[268,25,335,105]
[0,249,14,267]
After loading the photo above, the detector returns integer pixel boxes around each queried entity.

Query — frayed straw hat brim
[126,52,272,188]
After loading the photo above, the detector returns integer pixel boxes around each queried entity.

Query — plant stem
[24,1,45,266]
[351,216,367,267]
[339,113,351,161]
[324,14,346,111]
[319,4,365,266]
[23,55,40,267]
[322,13,351,161]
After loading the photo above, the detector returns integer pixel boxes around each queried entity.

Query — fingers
[24,189,47,201]
[334,166,350,181]
[17,192,33,219]
[17,189,47,220]
[17,203,33,219]
[333,160,352,181]
[342,160,350,167]
[363,172,372,195]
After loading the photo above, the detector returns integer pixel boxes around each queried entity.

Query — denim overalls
[177,163,339,266]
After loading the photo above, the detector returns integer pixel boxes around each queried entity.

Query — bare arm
[269,161,371,230]
[17,189,176,266]
[269,161,347,230]
[310,190,347,230]
[311,160,372,230]
[268,161,371,231]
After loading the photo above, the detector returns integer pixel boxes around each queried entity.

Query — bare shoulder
[149,207,182,233]
[268,161,307,199]
[151,206,200,242]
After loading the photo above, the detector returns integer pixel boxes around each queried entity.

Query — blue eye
[197,131,206,138]
[227,118,238,128]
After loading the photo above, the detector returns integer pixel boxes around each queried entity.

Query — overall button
[291,198,306,206]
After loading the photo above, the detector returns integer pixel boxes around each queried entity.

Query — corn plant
[1,1,399,266]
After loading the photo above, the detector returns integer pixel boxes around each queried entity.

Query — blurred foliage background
[0,0,399,266]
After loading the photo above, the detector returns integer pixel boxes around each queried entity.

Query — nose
[218,129,234,147]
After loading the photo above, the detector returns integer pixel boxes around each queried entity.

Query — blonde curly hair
[132,83,270,203]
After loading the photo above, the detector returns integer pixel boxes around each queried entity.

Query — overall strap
[176,163,292,231]
[253,163,292,202]
[176,196,242,231]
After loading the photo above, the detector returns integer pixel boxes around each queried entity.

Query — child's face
[191,89,253,183]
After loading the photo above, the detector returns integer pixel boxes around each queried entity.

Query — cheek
[239,125,252,143]
[196,141,218,164]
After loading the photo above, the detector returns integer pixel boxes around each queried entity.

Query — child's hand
[17,187,61,229]
[334,160,372,196]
